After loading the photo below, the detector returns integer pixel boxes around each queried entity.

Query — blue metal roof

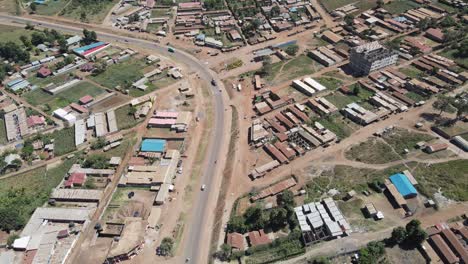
[196,34,205,41]
[390,173,417,197]
[73,42,105,54]
[272,40,297,49]
[393,17,408,23]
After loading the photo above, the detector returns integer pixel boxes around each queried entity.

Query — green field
[51,126,76,155]
[345,128,435,164]
[102,136,135,159]
[266,55,323,85]
[23,81,106,111]
[151,8,171,17]
[60,0,119,23]
[319,0,377,12]
[0,157,77,230]
[315,77,343,90]
[440,49,468,69]
[0,24,35,44]
[115,105,142,130]
[91,58,147,89]
[324,88,373,109]
[128,71,176,97]
[382,128,434,153]
[304,159,468,202]
[431,0,457,13]
[399,66,424,79]
[32,0,70,16]
[405,91,429,102]
[313,113,359,139]
[0,119,7,145]
[412,160,467,201]
[346,138,402,164]
[383,0,420,14]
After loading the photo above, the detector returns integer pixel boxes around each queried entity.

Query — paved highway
[0,14,227,264]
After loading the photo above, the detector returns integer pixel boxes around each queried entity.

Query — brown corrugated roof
[430,234,459,264]
[441,229,468,263]
[264,144,288,164]
[227,232,244,250]
[248,229,271,246]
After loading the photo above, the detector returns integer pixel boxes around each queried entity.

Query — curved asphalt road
[0,14,226,264]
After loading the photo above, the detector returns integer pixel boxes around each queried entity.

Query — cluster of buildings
[0,95,47,142]
[148,110,192,132]
[295,197,351,245]
[7,159,119,263]
[173,2,244,50]
[424,222,468,264]
[292,76,327,96]
[249,102,337,178]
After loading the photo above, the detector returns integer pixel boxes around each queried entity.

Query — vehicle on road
[168,47,175,53]
[201,184,206,191]
[211,79,216,86]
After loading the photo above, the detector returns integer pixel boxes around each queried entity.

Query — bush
[284,45,299,56]
[159,237,174,256]
[7,234,19,247]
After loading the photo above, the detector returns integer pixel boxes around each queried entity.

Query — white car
[201,184,206,191]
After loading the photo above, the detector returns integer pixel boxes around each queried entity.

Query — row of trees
[389,220,428,247]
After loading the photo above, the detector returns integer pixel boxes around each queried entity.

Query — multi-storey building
[349,41,398,76]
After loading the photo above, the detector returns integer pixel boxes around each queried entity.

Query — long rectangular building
[107,110,118,133]
[75,119,86,146]
[4,107,29,141]
[292,80,316,96]
[264,144,288,164]
[50,188,103,203]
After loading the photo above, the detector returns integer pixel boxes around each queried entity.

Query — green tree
[0,208,25,231]
[7,234,19,247]
[353,84,361,95]
[260,56,273,77]
[30,2,37,12]
[405,219,427,246]
[452,96,468,121]
[433,95,452,116]
[0,41,30,62]
[19,35,32,50]
[269,207,288,228]
[244,205,268,230]
[455,39,468,58]
[31,32,47,46]
[284,44,299,56]
[58,37,68,53]
[376,0,384,8]
[159,237,174,256]
[83,29,97,45]
[270,6,280,18]
[344,14,354,26]
[359,241,385,264]
[278,190,296,207]
[83,154,108,169]
[214,243,232,261]
[440,16,456,28]
[227,215,247,233]
[391,226,407,244]
[309,257,331,264]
